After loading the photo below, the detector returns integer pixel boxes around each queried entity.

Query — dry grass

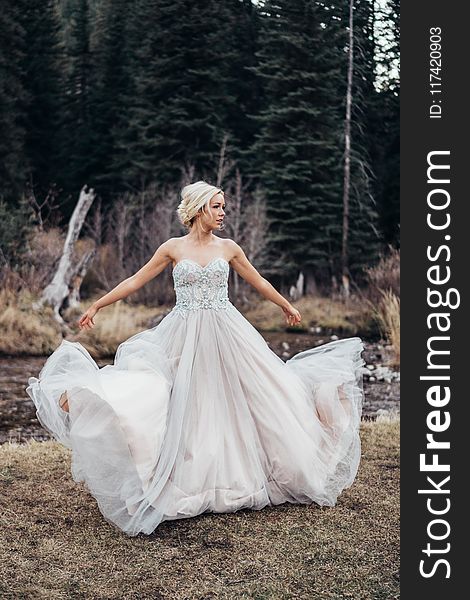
[1,288,374,357]
[61,299,172,358]
[0,287,62,355]
[363,248,401,367]
[244,295,371,335]
[373,290,400,368]
[363,248,400,303]
[0,288,170,357]
[0,421,399,599]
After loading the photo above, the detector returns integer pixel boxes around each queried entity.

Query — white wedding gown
[26,257,366,536]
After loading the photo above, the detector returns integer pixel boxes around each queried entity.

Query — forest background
[0,6,400,594]
[0,0,399,355]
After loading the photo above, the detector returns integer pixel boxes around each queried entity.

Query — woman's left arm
[228,241,301,326]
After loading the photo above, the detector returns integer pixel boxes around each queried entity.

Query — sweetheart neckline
[172,257,229,273]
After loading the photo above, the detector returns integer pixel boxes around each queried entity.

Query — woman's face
[198,192,225,230]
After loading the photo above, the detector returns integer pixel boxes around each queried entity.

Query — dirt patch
[0,420,399,599]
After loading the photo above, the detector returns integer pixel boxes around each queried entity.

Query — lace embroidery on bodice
[172,258,233,314]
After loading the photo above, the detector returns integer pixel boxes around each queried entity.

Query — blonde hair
[177,180,224,229]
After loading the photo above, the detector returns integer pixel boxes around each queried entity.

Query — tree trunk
[67,245,97,308]
[35,185,96,322]
[304,269,318,296]
[341,0,354,299]
[289,271,305,300]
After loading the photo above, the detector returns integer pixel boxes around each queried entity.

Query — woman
[26,180,365,537]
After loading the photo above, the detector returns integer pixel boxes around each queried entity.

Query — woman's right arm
[78,239,175,330]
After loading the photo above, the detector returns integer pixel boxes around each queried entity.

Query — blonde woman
[26,180,365,536]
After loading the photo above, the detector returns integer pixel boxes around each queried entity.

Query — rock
[371,365,400,382]
[369,376,376,382]
[377,408,389,416]
[330,334,339,340]
[281,341,290,350]
[366,364,375,371]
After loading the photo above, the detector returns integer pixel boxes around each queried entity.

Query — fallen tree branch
[34,185,96,324]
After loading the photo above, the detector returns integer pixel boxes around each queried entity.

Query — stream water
[0,333,399,444]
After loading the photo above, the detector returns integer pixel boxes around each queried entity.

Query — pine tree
[370,0,399,248]
[217,0,263,178]
[58,0,96,202]
[0,0,28,203]
[343,0,381,277]
[87,0,133,200]
[20,0,65,196]
[249,0,346,288]
[113,0,259,190]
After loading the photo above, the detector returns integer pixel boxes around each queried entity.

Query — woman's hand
[282,304,301,327]
[78,305,99,330]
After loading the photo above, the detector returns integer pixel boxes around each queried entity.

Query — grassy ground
[243,296,371,336]
[0,420,399,600]
[0,290,373,358]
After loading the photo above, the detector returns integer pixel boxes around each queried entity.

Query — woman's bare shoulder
[219,238,246,263]
[220,237,238,247]
[221,237,242,254]
[165,236,187,243]
[161,236,187,252]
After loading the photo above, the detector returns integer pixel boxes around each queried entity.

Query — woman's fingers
[77,314,95,330]
[286,311,301,326]
[78,308,98,329]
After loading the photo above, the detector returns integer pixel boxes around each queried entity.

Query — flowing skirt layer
[26,305,365,536]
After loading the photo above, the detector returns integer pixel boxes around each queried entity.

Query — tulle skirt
[26,304,366,536]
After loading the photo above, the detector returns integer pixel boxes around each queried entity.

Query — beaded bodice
[172,258,233,314]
